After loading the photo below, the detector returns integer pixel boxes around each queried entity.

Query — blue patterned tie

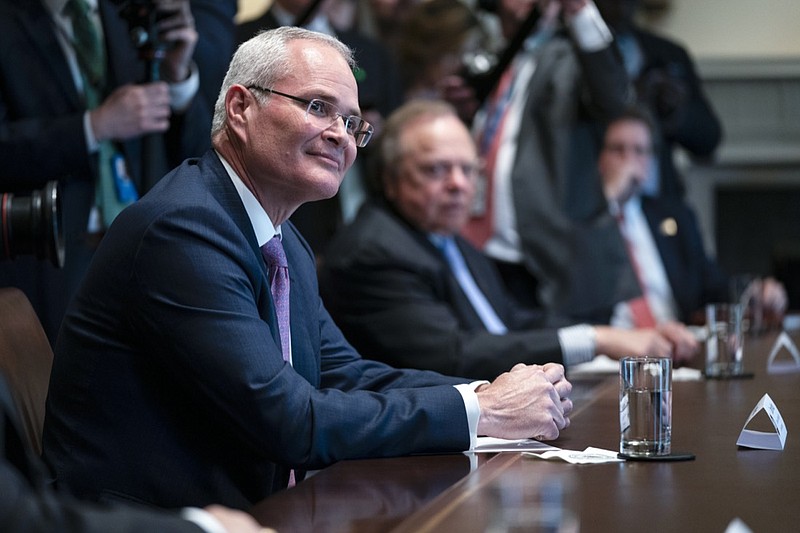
[437,237,508,334]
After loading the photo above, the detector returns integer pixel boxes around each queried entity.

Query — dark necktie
[616,212,657,328]
[64,0,106,106]
[261,236,291,363]
[64,0,134,228]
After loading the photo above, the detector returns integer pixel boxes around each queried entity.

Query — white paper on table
[568,354,619,377]
[766,331,800,374]
[523,446,623,464]
[569,356,701,381]
[724,518,754,533]
[467,437,560,453]
[736,393,787,450]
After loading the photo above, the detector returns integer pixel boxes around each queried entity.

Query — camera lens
[1,181,65,268]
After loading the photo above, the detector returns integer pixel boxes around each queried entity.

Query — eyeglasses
[414,161,480,183]
[248,86,374,148]
[603,143,652,157]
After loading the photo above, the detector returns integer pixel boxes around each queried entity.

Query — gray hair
[210,27,355,138]
[378,99,461,185]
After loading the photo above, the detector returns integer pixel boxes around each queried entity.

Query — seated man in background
[319,99,697,381]
[43,27,572,512]
[569,106,786,328]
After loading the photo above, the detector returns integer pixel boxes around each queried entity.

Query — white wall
[642,0,800,59]
[237,0,272,23]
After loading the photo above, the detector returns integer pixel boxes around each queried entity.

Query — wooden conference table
[251,330,800,532]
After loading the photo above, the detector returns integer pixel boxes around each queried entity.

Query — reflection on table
[251,330,800,532]
[249,454,473,532]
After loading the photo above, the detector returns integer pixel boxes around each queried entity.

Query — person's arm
[635,33,722,157]
[565,0,632,118]
[0,459,267,533]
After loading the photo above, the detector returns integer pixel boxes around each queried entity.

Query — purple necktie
[261,236,291,363]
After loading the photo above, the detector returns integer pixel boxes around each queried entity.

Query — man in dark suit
[0,0,210,344]
[236,0,403,260]
[594,0,723,199]
[570,106,785,326]
[0,372,266,532]
[43,27,573,511]
[319,99,697,381]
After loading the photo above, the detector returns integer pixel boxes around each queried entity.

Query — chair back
[0,287,54,455]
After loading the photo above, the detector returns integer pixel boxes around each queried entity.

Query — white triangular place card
[736,393,787,450]
[766,331,800,374]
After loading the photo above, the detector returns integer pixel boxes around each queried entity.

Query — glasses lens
[306,99,373,148]
[354,124,374,148]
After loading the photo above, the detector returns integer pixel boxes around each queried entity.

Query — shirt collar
[215,151,280,247]
[47,0,99,15]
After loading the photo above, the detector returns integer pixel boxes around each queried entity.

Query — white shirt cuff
[83,111,99,153]
[181,507,227,533]
[454,381,489,450]
[566,1,614,52]
[169,62,200,112]
[558,324,596,367]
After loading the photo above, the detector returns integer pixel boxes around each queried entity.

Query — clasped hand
[476,363,572,441]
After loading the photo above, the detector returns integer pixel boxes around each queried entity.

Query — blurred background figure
[594,0,723,200]
[394,0,494,103]
[0,0,208,344]
[567,106,786,328]
[191,0,238,131]
[443,0,631,317]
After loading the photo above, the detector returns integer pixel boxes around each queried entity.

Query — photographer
[594,0,723,199]
[0,0,210,343]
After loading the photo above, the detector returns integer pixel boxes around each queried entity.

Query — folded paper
[736,393,787,450]
[766,331,800,374]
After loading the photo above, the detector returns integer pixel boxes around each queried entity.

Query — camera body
[0,182,65,268]
[111,0,165,61]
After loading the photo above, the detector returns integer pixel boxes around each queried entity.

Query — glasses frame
[247,86,374,148]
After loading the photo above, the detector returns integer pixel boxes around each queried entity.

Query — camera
[111,0,165,61]
[1,181,65,268]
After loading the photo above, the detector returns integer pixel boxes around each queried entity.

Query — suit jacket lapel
[17,1,83,109]
[642,198,691,315]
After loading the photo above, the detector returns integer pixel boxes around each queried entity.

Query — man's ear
[225,85,254,138]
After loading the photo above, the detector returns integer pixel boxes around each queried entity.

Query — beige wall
[237,0,272,23]
[645,0,800,59]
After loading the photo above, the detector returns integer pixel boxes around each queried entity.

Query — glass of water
[619,356,672,457]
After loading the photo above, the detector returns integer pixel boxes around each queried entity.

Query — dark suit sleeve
[0,373,202,533]
[0,463,202,533]
[574,38,632,120]
[636,30,722,159]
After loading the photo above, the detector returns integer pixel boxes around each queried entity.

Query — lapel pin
[660,217,677,236]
